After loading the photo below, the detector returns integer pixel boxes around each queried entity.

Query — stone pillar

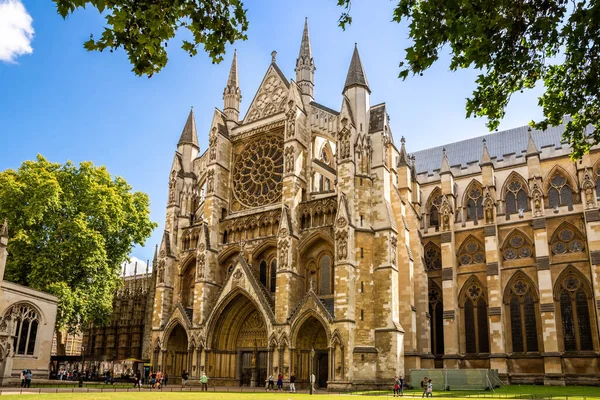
[441,230,460,368]
[484,224,508,377]
[532,218,564,385]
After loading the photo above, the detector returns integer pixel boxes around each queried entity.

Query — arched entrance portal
[295,316,329,388]
[165,324,188,378]
[210,293,268,386]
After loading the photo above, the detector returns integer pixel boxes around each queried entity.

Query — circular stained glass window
[559,228,575,242]
[473,252,486,264]
[466,241,478,253]
[569,240,584,252]
[504,249,517,260]
[459,254,472,266]
[552,242,567,254]
[519,247,532,258]
[233,135,284,208]
[510,235,524,248]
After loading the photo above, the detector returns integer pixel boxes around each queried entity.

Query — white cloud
[122,256,151,276]
[0,0,34,63]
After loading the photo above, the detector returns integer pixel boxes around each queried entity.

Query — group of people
[147,371,168,388]
[265,372,299,392]
[20,370,32,388]
[421,376,434,397]
[393,374,404,397]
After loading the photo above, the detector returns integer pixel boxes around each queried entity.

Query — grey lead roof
[411,122,579,175]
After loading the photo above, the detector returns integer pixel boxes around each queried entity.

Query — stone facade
[146,21,600,388]
[0,220,58,383]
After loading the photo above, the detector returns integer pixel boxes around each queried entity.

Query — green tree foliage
[0,155,157,332]
[53,0,248,77]
[338,0,600,159]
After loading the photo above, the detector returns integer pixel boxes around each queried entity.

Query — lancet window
[461,278,489,354]
[504,174,529,215]
[7,304,40,356]
[556,268,594,352]
[548,172,574,209]
[505,274,539,353]
[550,223,585,256]
[427,188,443,230]
[465,181,484,222]
[429,283,444,355]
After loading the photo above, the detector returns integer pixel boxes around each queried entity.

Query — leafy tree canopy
[0,155,157,332]
[338,0,600,159]
[53,0,248,77]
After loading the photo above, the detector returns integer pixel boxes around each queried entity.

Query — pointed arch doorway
[210,292,268,387]
[165,324,188,378]
[294,315,329,389]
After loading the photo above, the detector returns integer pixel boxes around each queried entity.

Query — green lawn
[8,386,600,400]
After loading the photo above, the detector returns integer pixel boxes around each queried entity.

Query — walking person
[393,375,400,397]
[277,373,283,391]
[21,369,26,388]
[181,370,188,387]
[398,374,404,396]
[289,372,296,393]
[25,370,32,388]
[267,374,274,391]
[310,372,317,394]
[163,373,168,387]
[421,376,428,398]
[427,379,433,397]
[200,372,208,391]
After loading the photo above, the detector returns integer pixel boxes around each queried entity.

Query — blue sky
[0,0,546,263]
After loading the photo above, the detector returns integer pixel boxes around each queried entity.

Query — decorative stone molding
[532,218,546,230]
[585,209,600,222]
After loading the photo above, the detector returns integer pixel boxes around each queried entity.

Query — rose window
[233,135,283,208]
[457,237,486,266]
[502,232,534,261]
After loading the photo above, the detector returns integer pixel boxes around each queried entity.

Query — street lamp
[79,345,86,388]
[309,347,315,395]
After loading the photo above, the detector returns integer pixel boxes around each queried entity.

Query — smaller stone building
[0,220,58,383]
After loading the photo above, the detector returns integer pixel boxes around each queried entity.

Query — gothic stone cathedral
[146,21,600,387]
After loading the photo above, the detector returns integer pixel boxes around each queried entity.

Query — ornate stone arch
[251,238,278,261]
[3,301,46,325]
[553,265,593,300]
[503,271,541,353]
[457,235,486,266]
[204,287,273,350]
[500,229,535,261]
[289,309,332,349]
[458,275,487,302]
[543,165,579,194]
[161,317,190,346]
[458,275,489,354]
[217,244,242,264]
[425,187,443,230]
[549,221,586,256]
[544,165,579,208]
[330,330,344,349]
[298,231,334,256]
[503,270,539,303]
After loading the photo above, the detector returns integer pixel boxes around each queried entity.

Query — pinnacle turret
[398,136,410,166]
[440,148,452,175]
[344,44,370,93]
[295,18,315,101]
[178,108,199,148]
[526,127,539,157]
[223,50,242,122]
[480,138,492,166]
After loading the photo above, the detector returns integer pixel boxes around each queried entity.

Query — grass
[6,385,600,400]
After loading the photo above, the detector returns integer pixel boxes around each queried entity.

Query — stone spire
[344,44,370,93]
[398,136,409,166]
[480,138,492,166]
[153,244,158,263]
[223,50,242,122]
[178,108,199,148]
[440,148,452,175]
[295,17,315,101]
[526,127,539,157]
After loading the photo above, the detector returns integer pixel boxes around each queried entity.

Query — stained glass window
[458,237,486,266]
[551,224,585,255]
[466,183,484,222]
[259,260,267,288]
[429,285,444,355]
[270,259,277,293]
[7,304,40,356]
[463,279,489,353]
[319,255,332,295]
[428,189,443,230]
[424,242,442,270]
[506,277,539,353]
[558,269,594,352]
[505,176,529,215]
[548,172,573,208]
[502,231,534,261]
